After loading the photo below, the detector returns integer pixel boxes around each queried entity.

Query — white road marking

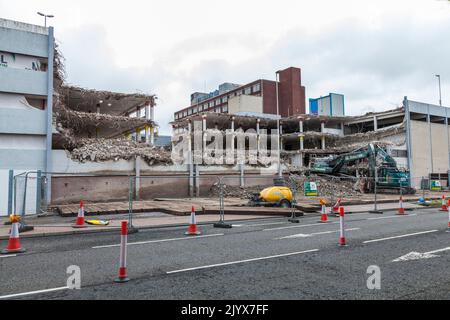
[263,221,339,231]
[92,233,224,249]
[166,249,319,274]
[0,286,69,299]
[276,228,360,240]
[425,246,450,255]
[392,247,450,262]
[363,230,438,244]
[234,221,288,228]
[367,214,417,220]
[0,254,17,258]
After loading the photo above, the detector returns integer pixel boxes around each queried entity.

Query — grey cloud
[58,14,450,134]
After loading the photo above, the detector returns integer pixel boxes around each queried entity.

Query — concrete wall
[431,123,449,173]
[0,23,49,57]
[0,67,48,96]
[228,94,263,114]
[409,120,450,186]
[410,120,431,181]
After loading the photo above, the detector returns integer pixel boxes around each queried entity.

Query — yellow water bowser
[258,186,293,207]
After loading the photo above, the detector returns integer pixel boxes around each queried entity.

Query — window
[215,107,221,113]
[198,105,203,112]
[188,108,192,115]
[244,87,251,95]
[253,83,261,92]
[391,149,408,158]
[223,106,228,113]
[193,107,197,113]
[216,98,220,106]
[183,111,187,117]
[222,96,228,103]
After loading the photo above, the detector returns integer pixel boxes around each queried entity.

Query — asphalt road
[1,207,450,300]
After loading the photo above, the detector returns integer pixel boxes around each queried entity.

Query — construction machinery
[248,186,294,208]
[311,143,415,194]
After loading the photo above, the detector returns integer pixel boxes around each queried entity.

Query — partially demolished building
[171,97,450,190]
[0,18,168,215]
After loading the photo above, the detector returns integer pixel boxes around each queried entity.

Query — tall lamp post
[275,70,282,177]
[436,74,442,106]
[37,12,54,27]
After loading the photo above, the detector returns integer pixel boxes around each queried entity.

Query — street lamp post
[436,74,442,106]
[275,71,282,177]
[37,12,54,27]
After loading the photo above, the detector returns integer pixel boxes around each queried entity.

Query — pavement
[0,201,424,239]
[0,205,449,300]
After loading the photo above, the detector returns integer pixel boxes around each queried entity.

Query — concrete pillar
[150,105,155,121]
[427,110,434,173]
[136,128,141,143]
[240,164,245,187]
[36,170,42,214]
[45,27,54,206]
[135,156,141,200]
[321,121,326,150]
[446,108,450,171]
[340,122,345,136]
[188,121,194,197]
[202,115,207,161]
[8,170,13,215]
[195,164,200,197]
[229,117,235,165]
[150,126,155,145]
[279,123,283,151]
[373,115,378,131]
[256,119,260,153]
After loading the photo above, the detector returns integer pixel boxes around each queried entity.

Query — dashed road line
[363,230,438,244]
[0,286,69,299]
[92,233,224,249]
[166,249,319,274]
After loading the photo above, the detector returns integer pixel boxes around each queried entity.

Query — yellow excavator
[248,186,293,208]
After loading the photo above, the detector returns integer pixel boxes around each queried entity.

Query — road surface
[1,208,449,299]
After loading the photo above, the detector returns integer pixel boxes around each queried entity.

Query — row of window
[174,82,261,120]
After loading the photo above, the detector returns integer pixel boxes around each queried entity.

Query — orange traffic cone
[332,198,341,215]
[185,206,201,236]
[73,200,87,228]
[397,196,406,215]
[440,195,448,212]
[1,215,25,254]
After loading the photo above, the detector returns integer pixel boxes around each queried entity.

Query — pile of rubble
[287,174,363,198]
[208,183,262,199]
[207,174,362,200]
[69,138,172,165]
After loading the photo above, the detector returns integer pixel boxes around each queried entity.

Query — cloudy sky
[1,0,449,134]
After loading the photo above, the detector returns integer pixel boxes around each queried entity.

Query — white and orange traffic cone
[185,206,201,236]
[447,205,450,230]
[319,204,329,223]
[339,207,346,246]
[332,198,341,215]
[1,215,26,254]
[440,195,448,212]
[73,200,87,228]
[397,196,406,215]
[115,221,129,283]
